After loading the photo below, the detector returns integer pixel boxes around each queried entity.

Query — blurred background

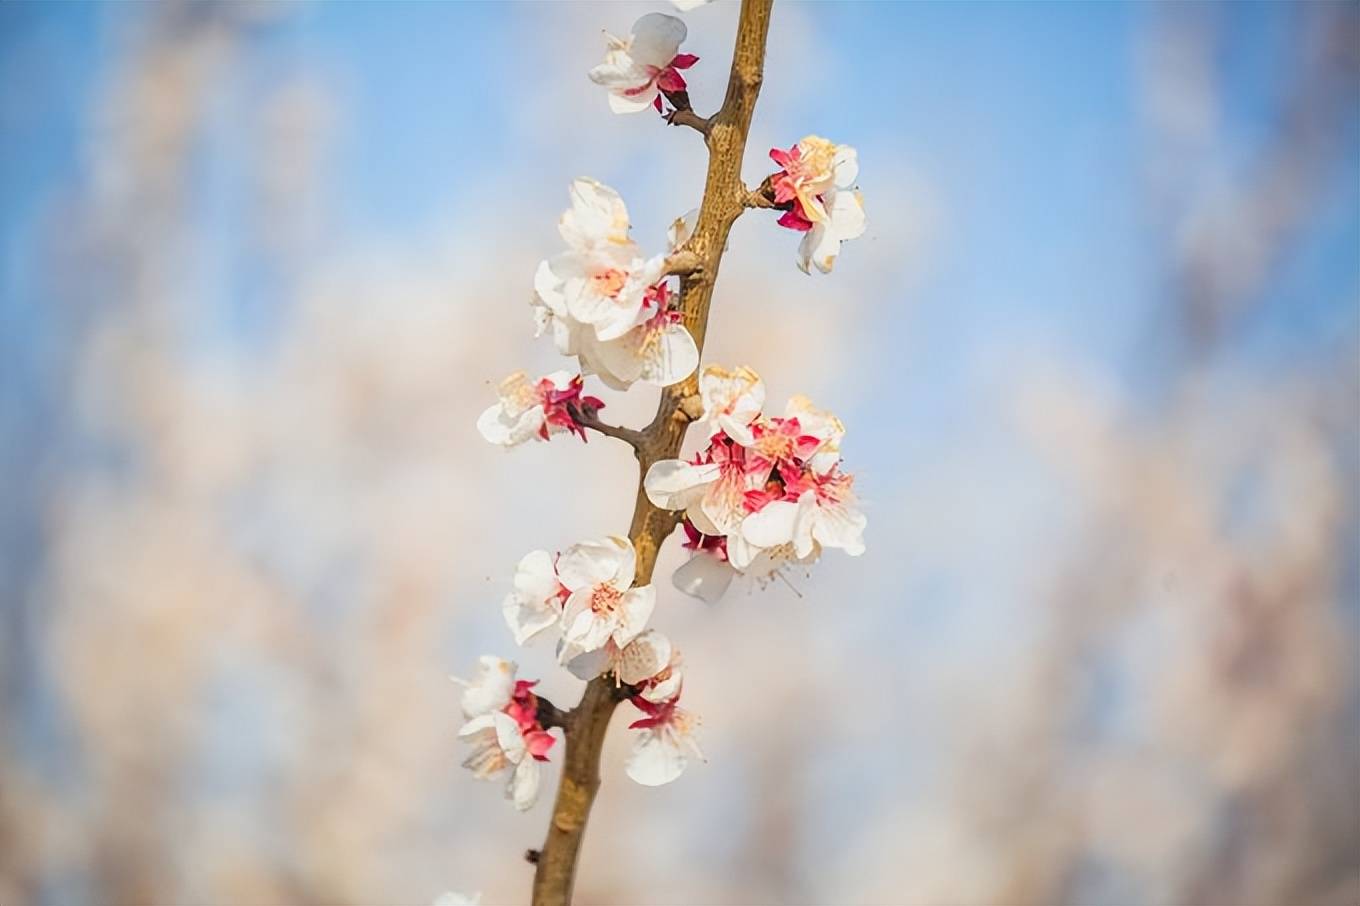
[2,2,1358,904]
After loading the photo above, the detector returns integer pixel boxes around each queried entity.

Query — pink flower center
[592,268,628,298]
[590,583,623,615]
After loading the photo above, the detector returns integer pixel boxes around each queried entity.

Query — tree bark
[529,2,774,904]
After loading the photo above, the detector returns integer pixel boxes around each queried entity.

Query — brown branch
[535,696,570,733]
[743,175,782,209]
[530,2,775,904]
[571,408,644,450]
[661,88,713,136]
[663,249,703,277]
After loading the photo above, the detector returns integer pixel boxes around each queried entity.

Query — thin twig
[572,408,644,449]
[662,88,713,136]
[535,696,570,733]
[667,107,713,136]
[530,2,775,904]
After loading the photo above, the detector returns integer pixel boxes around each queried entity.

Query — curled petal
[672,552,735,604]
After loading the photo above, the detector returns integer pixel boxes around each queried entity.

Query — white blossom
[556,536,655,663]
[589,14,696,115]
[459,710,541,811]
[503,550,566,646]
[699,364,765,445]
[625,698,705,786]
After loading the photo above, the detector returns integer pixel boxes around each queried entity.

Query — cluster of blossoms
[453,657,557,811]
[460,0,866,823]
[458,536,702,806]
[533,178,699,391]
[647,365,865,603]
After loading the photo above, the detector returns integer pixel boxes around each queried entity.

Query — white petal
[607,87,659,114]
[560,591,615,654]
[616,629,672,685]
[833,144,859,188]
[812,502,867,556]
[457,656,516,718]
[789,490,821,559]
[588,56,649,89]
[625,728,687,786]
[644,459,720,510]
[581,330,644,387]
[565,644,612,681]
[557,539,628,590]
[492,711,526,764]
[699,468,754,536]
[533,259,562,312]
[606,534,638,589]
[639,323,700,387]
[629,13,686,68]
[796,225,819,275]
[829,188,867,241]
[686,504,723,537]
[457,713,498,741]
[477,402,544,447]
[503,592,559,646]
[741,500,799,548]
[508,756,540,811]
[514,549,560,601]
[667,207,700,252]
[726,531,760,571]
[560,177,630,248]
[613,585,656,647]
[672,553,735,604]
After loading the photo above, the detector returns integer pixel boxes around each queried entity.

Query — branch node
[743,175,781,209]
[664,250,703,278]
[677,393,705,423]
[572,407,644,450]
[535,696,571,732]
[662,88,713,136]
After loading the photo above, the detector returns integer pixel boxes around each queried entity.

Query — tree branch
[571,408,644,450]
[535,696,570,733]
[663,250,703,278]
[530,2,775,904]
[743,175,782,209]
[662,88,713,136]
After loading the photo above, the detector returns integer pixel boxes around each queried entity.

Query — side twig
[572,408,644,450]
[662,88,713,136]
[529,2,775,904]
